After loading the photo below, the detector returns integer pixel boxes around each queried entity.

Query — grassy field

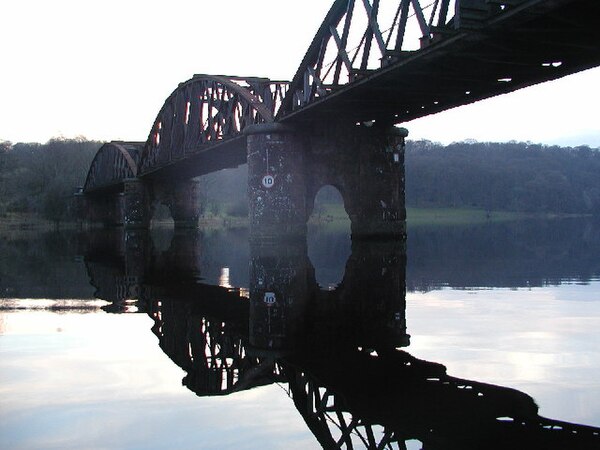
[309,203,573,228]
[1,205,583,234]
[309,203,350,222]
[405,207,526,226]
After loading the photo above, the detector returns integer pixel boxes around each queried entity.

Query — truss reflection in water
[82,229,600,449]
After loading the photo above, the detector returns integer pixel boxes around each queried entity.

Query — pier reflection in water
[79,225,600,450]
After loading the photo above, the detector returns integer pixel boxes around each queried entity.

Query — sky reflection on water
[0,312,317,450]
[3,284,599,448]
[407,284,600,427]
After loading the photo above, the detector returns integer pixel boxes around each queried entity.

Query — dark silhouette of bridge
[75,0,600,238]
[81,228,600,449]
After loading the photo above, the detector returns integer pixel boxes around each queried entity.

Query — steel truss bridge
[82,0,600,193]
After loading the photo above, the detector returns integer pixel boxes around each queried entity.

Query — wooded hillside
[1,137,599,222]
[405,140,600,214]
[0,138,100,222]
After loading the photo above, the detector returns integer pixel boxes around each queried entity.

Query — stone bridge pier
[77,178,202,229]
[74,191,124,226]
[246,122,407,240]
[152,179,203,228]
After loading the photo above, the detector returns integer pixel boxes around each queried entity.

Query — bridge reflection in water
[82,229,600,449]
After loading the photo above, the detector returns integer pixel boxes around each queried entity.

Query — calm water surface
[1,218,600,449]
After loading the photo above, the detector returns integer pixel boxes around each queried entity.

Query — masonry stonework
[246,121,407,240]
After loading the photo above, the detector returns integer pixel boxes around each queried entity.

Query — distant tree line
[2,137,600,223]
[405,140,600,214]
[0,138,101,223]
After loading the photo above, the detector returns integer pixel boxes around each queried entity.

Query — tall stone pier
[123,179,152,228]
[74,191,124,226]
[246,122,407,240]
[246,124,308,239]
[306,122,407,239]
[153,179,202,228]
[77,179,202,229]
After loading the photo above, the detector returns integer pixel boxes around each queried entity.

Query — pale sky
[1,0,599,147]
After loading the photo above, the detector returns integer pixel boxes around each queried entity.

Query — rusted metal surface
[83,141,143,193]
[138,75,289,177]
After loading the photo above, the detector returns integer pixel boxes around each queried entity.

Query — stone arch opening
[150,201,173,227]
[147,179,202,229]
[308,184,350,227]
[308,184,351,290]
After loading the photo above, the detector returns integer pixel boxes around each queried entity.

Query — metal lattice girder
[279,0,471,115]
[138,75,289,179]
[278,0,600,126]
[83,141,143,193]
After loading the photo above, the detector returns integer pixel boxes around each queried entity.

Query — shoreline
[1,208,593,236]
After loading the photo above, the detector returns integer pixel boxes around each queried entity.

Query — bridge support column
[347,126,406,239]
[155,180,202,228]
[79,194,124,226]
[246,123,307,239]
[123,179,152,228]
[307,124,407,239]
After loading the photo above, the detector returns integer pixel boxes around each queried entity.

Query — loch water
[1,217,600,449]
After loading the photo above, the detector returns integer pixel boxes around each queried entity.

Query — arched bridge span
[84,75,288,192]
[78,0,600,236]
[139,74,288,181]
[83,141,142,194]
